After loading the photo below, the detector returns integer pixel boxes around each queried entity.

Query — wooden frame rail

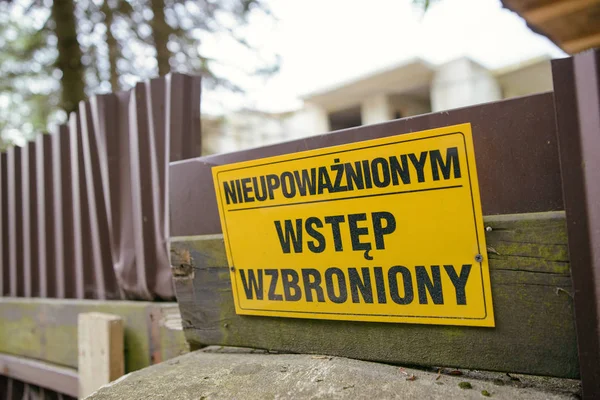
[0,353,78,398]
[0,298,187,396]
[171,211,578,379]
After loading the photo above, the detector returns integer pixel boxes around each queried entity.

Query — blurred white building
[202,56,553,155]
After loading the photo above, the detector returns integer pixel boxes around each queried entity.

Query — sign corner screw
[475,254,483,262]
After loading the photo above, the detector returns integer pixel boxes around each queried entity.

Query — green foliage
[0,1,60,147]
[0,0,278,147]
[124,0,279,91]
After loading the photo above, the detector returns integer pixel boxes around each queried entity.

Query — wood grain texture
[0,299,188,371]
[78,313,124,399]
[172,211,579,378]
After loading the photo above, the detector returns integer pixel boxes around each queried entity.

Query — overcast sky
[201,0,566,115]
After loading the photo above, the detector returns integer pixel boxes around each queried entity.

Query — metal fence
[0,73,201,398]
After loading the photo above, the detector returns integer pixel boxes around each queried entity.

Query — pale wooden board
[78,313,124,399]
[171,211,579,378]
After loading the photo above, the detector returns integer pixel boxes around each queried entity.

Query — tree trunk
[150,0,171,77]
[102,1,120,91]
[51,0,86,114]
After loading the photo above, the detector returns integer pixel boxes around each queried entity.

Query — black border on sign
[216,131,487,321]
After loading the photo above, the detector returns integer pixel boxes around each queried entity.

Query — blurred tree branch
[0,0,279,145]
[412,0,438,12]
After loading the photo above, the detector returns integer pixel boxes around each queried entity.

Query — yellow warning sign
[212,123,495,327]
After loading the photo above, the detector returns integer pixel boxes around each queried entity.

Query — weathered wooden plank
[78,313,124,398]
[0,353,78,397]
[0,299,188,371]
[172,211,579,378]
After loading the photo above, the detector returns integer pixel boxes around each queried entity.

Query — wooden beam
[522,0,599,24]
[0,299,188,371]
[0,353,78,397]
[172,211,580,379]
[562,32,600,54]
[78,313,124,399]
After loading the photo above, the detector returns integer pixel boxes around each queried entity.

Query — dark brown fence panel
[170,92,563,237]
[0,73,201,398]
[0,73,200,304]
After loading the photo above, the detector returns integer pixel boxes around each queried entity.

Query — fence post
[552,49,600,399]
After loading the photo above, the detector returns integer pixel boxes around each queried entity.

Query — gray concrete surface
[88,346,580,399]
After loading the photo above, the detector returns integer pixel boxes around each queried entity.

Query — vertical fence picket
[164,75,202,287]
[146,77,175,298]
[89,95,121,298]
[79,100,119,300]
[7,147,23,297]
[167,73,202,162]
[127,83,154,300]
[36,134,56,298]
[52,126,75,299]
[0,152,8,296]
[160,74,202,298]
[69,113,87,299]
[22,142,39,297]
[111,91,135,297]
